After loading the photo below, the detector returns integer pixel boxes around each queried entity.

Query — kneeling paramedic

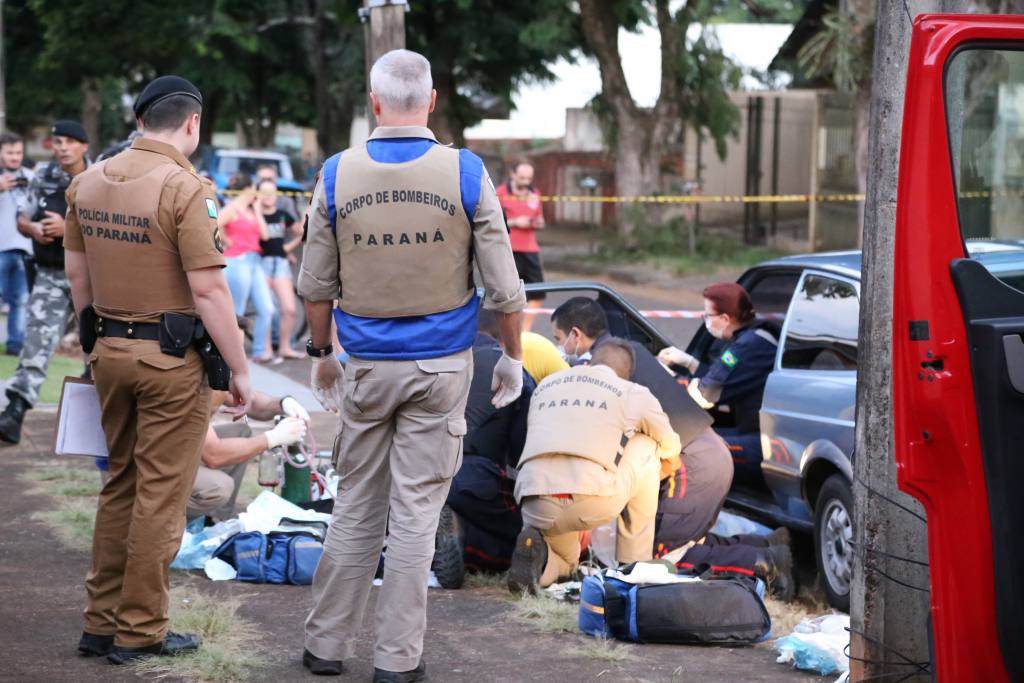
[297,49,525,681]
[510,339,683,593]
[64,75,252,663]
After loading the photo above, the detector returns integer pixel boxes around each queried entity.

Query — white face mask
[705,316,724,339]
[559,333,580,364]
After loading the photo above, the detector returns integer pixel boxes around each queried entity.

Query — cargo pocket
[416,357,469,415]
[344,362,387,420]
[435,416,467,481]
[137,353,187,371]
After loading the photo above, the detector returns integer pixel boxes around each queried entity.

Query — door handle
[1002,334,1024,393]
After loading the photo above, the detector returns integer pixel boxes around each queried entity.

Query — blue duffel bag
[214,519,326,585]
[579,562,771,645]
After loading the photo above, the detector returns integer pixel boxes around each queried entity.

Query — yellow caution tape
[218,189,1020,204]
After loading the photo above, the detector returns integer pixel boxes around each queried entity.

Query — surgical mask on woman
[704,313,726,340]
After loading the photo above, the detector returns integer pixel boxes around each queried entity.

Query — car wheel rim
[820,498,853,596]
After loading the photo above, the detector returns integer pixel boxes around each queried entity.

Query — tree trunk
[430,70,459,146]
[80,78,102,152]
[614,114,662,237]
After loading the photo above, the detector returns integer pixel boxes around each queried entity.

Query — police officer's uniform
[514,363,682,587]
[694,320,778,488]
[64,97,225,648]
[299,125,525,672]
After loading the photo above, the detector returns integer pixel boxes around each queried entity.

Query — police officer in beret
[64,75,252,663]
[0,120,90,444]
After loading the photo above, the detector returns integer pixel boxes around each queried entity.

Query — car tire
[814,474,853,612]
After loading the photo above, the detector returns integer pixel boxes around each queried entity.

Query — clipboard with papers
[54,377,108,458]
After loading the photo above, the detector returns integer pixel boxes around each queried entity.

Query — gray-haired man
[299,49,525,681]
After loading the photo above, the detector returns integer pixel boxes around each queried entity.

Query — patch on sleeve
[721,350,738,368]
[213,226,224,254]
[206,198,218,218]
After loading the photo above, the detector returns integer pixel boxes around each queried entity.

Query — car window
[946,47,1024,290]
[781,274,858,371]
[745,271,801,318]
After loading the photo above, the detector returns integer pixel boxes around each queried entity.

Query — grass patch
[0,345,84,404]
[763,586,831,643]
[133,588,263,682]
[513,593,579,635]
[591,222,786,277]
[21,462,101,552]
[574,635,636,663]
[464,571,508,590]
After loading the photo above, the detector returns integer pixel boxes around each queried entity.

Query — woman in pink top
[218,173,277,362]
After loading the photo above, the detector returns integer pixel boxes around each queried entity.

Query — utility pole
[359,0,407,133]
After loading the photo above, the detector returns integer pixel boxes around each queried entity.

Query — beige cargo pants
[305,349,471,672]
[520,434,661,587]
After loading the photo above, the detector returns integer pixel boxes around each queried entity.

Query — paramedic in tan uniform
[510,339,683,593]
[63,75,252,664]
[298,50,525,681]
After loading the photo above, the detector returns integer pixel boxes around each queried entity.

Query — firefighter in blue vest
[298,49,525,682]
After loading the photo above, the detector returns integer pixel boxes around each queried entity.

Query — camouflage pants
[7,266,73,406]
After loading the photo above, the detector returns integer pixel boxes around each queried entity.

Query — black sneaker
[373,661,426,683]
[77,632,114,657]
[302,649,343,676]
[431,505,465,589]
[507,526,548,596]
[106,631,202,664]
[0,393,29,445]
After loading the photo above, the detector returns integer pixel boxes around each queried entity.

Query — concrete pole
[361,0,407,133]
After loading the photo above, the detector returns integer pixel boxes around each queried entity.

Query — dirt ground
[0,409,826,683]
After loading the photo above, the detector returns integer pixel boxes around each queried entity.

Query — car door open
[893,15,1024,683]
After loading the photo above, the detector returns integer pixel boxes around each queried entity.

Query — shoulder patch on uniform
[206,198,218,218]
[721,350,738,368]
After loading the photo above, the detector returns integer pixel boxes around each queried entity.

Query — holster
[79,305,97,354]
[159,312,196,358]
[193,322,231,391]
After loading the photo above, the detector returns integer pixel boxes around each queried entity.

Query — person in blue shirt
[297,49,526,682]
[659,282,779,489]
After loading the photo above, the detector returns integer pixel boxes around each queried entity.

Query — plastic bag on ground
[239,490,331,534]
[710,509,772,537]
[774,614,850,676]
[172,518,244,570]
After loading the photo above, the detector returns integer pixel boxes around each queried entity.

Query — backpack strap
[322,152,341,233]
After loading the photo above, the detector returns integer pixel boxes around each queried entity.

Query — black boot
[373,660,426,683]
[77,632,114,657]
[753,544,796,602]
[302,649,343,676]
[0,393,30,445]
[507,526,548,596]
[431,505,465,589]
[107,631,202,664]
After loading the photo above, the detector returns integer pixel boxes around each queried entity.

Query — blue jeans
[0,250,29,352]
[225,251,276,358]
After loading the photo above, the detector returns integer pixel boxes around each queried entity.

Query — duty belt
[95,318,160,341]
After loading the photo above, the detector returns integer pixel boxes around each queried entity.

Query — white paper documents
[54,378,108,458]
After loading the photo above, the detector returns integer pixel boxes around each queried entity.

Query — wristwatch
[306,338,334,358]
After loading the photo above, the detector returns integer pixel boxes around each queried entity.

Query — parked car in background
[526,240,1024,612]
[203,149,305,194]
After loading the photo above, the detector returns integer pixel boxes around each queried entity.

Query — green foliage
[797,8,874,93]
[405,0,581,141]
[596,218,785,276]
[711,0,807,23]
[676,21,744,161]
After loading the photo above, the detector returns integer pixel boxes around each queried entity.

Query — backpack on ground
[578,561,771,645]
[214,518,327,585]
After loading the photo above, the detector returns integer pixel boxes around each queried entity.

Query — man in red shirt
[496,161,545,330]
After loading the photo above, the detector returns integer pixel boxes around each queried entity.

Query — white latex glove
[265,417,307,449]
[658,345,699,374]
[280,395,311,423]
[687,378,715,410]
[311,355,344,413]
[491,353,524,409]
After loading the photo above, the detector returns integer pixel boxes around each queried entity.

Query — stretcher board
[54,377,108,458]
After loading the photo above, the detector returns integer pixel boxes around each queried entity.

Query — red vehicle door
[894,14,1024,683]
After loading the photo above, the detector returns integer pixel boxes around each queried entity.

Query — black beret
[133,75,202,119]
[51,120,88,144]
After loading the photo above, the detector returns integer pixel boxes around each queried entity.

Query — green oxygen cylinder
[281,439,311,504]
